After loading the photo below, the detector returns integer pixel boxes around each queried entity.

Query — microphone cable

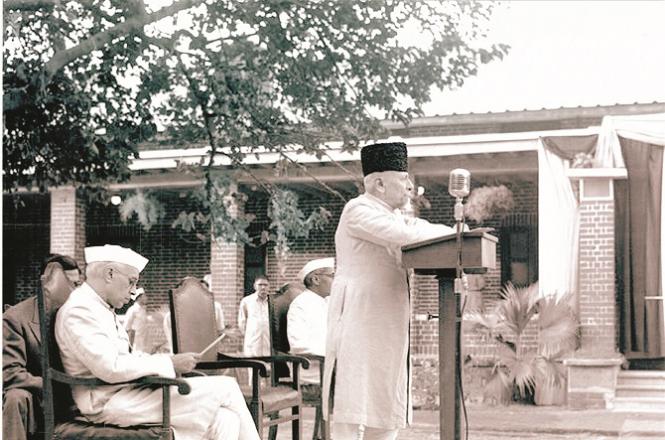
[455,216,470,440]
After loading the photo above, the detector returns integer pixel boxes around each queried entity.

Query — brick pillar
[209,189,245,351]
[564,170,627,409]
[578,198,617,354]
[50,187,86,267]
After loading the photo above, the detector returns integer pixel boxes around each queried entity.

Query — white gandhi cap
[297,257,335,283]
[84,245,149,273]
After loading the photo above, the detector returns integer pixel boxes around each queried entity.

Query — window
[244,244,267,295]
[500,226,538,287]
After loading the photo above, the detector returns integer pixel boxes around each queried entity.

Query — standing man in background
[324,142,456,440]
[123,287,152,353]
[238,275,271,357]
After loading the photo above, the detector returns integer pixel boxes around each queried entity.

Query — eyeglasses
[112,268,139,289]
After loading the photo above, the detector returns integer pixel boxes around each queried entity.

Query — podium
[402,229,497,440]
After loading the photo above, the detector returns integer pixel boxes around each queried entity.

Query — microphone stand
[453,195,466,440]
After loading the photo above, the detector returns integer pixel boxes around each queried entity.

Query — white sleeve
[215,302,225,332]
[123,306,136,331]
[57,304,175,383]
[238,298,247,335]
[346,202,455,248]
[287,300,312,354]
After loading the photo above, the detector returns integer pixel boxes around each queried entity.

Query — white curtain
[595,113,665,299]
[595,113,665,167]
[537,139,579,298]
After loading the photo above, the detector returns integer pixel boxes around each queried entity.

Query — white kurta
[123,303,152,353]
[287,289,327,383]
[323,193,454,429]
[55,283,257,440]
[238,293,270,357]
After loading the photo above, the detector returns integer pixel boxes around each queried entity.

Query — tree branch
[3,0,207,112]
[43,0,206,81]
[278,151,348,203]
[3,0,56,12]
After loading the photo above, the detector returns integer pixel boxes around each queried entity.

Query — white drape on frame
[595,113,665,298]
[596,113,665,167]
[537,139,579,298]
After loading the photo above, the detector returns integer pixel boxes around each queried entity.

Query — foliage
[267,189,332,260]
[571,152,595,168]
[3,0,509,250]
[466,282,578,404]
[118,190,166,230]
[171,173,255,243]
[465,185,515,224]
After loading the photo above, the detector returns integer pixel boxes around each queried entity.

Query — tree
[3,0,508,256]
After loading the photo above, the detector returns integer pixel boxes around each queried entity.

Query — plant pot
[534,380,567,406]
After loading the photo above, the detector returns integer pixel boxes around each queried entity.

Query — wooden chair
[37,262,191,440]
[268,287,330,440]
[168,277,308,440]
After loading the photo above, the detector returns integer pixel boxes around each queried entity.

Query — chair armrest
[246,355,311,370]
[50,369,191,395]
[289,353,324,364]
[196,359,269,377]
[140,375,192,395]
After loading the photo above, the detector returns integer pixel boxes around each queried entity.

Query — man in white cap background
[287,257,335,384]
[55,244,259,440]
[324,142,456,440]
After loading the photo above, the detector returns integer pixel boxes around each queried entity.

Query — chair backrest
[169,277,218,362]
[268,293,294,355]
[37,263,78,437]
[268,283,304,380]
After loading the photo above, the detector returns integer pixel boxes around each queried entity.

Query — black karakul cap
[360,142,408,176]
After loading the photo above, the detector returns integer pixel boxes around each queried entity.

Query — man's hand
[170,352,200,374]
[223,326,243,339]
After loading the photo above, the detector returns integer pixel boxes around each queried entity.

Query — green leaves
[465,185,515,224]
[470,282,579,403]
[4,0,508,253]
[118,191,166,230]
[267,188,332,259]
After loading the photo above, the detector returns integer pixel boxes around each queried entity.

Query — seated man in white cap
[55,244,259,440]
[287,257,335,384]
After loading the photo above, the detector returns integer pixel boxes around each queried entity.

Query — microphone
[448,168,470,200]
[449,169,470,222]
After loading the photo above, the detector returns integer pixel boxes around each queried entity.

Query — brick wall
[3,193,50,305]
[86,190,211,352]
[411,179,538,357]
[50,187,86,265]
[3,177,538,357]
[578,199,617,355]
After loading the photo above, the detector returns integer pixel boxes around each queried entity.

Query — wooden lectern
[402,229,497,440]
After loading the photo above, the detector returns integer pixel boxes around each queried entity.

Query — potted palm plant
[467,282,578,405]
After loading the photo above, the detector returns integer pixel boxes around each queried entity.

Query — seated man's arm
[287,301,316,355]
[2,315,41,392]
[56,304,175,383]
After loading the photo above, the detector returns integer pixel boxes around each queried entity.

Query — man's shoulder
[344,193,393,214]
[3,296,37,323]
[344,194,369,208]
[239,293,255,304]
[290,290,319,309]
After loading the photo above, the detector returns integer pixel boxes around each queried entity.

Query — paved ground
[272,405,665,440]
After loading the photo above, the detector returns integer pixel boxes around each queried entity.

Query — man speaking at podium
[324,142,456,440]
